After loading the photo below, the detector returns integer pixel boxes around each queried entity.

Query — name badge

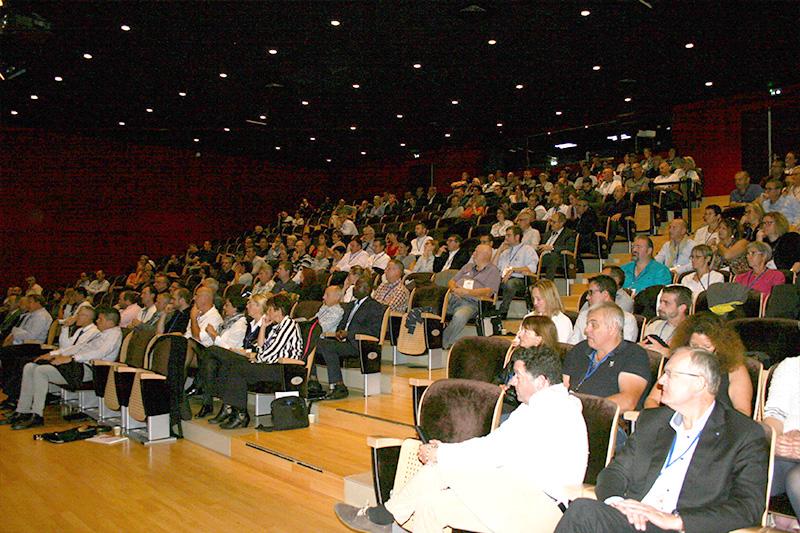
[462,279,474,290]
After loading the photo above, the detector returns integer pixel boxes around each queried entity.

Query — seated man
[693,204,722,245]
[335,345,589,533]
[638,285,692,357]
[332,239,372,273]
[115,290,142,328]
[620,236,673,293]
[433,235,471,273]
[537,212,577,280]
[729,170,764,209]
[495,226,539,319]
[129,285,158,328]
[2,293,52,347]
[157,288,191,334]
[602,185,635,249]
[556,347,769,533]
[271,261,300,295]
[371,260,410,313]
[409,222,433,258]
[368,238,390,275]
[185,287,224,348]
[569,198,600,255]
[762,178,800,226]
[442,245,502,349]
[563,302,650,414]
[315,286,345,335]
[86,270,110,296]
[313,278,386,400]
[601,266,635,313]
[6,307,123,430]
[568,275,639,344]
[654,219,695,274]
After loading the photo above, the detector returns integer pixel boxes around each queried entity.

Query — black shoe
[219,408,250,430]
[195,403,214,418]
[307,380,323,395]
[184,385,202,397]
[0,412,28,425]
[208,404,233,425]
[12,414,44,430]
[0,399,17,411]
[324,383,349,401]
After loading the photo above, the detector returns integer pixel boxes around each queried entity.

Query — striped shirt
[256,316,303,364]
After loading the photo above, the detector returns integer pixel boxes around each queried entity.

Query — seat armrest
[139,373,167,381]
[408,378,434,388]
[276,358,304,366]
[367,436,407,449]
[41,344,57,350]
[322,332,337,338]
[355,334,379,342]
[623,410,640,422]
[116,366,145,374]
[580,484,598,500]
[92,360,126,368]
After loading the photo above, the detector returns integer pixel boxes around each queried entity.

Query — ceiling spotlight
[178,92,187,97]
[580,9,591,16]
[496,122,503,127]
[352,83,360,89]
[259,115,267,119]
[400,142,406,147]
[268,48,278,55]
[301,100,309,105]
[396,114,404,119]
[326,158,332,162]
[555,111,563,116]
[487,39,497,45]
[360,151,367,155]
[10,110,18,115]
[146,108,153,113]
[350,125,357,131]
[705,81,714,87]
[330,20,341,26]
[624,97,632,102]
[592,65,601,71]
[515,84,524,89]
[54,76,63,82]
[309,137,316,141]
[444,133,451,138]
[223,127,231,132]
[547,131,552,135]
[219,72,228,78]
[413,63,422,69]
[193,138,200,142]
[30,94,38,100]
[121,24,131,31]
[275,146,281,150]
[685,42,694,49]
[83,52,93,59]
[585,125,589,129]
[118,121,126,126]
[451,99,459,105]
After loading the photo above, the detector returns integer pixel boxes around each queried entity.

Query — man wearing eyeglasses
[761,179,800,226]
[556,347,769,533]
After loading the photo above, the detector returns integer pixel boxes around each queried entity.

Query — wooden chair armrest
[623,410,640,422]
[561,250,577,257]
[355,334,379,342]
[139,373,167,381]
[580,484,597,500]
[276,358,304,366]
[594,231,608,238]
[116,366,145,374]
[322,332,337,338]
[92,360,126,367]
[388,311,405,318]
[367,436,408,449]
[420,312,443,320]
[408,378,434,388]
[477,295,496,303]
[40,344,57,350]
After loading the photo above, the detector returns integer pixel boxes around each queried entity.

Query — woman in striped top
[209,294,303,429]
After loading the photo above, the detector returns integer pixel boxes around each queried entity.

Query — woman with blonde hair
[741,202,764,241]
[644,312,753,416]
[524,279,573,342]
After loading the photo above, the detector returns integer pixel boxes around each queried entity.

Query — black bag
[256,396,309,432]
[33,424,111,444]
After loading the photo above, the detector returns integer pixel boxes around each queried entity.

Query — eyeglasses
[661,369,702,380]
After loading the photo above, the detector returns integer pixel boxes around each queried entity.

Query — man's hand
[776,430,800,460]
[335,330,348,341]
[129,318,142,328]
[190,305,200,320]
[33,353,55,363]
[50,355,73,366]
[418,440,440,465]
[537,244,554,253]
[611,213,622,221]
[63,315,78,327]
[639,337,670,357]
[205,324,218,339]
[608,499,683,532]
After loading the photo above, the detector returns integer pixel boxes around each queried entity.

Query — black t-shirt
[563,340,652,408]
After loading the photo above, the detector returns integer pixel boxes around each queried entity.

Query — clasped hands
[607,499,683,532]
[418,440,441,465]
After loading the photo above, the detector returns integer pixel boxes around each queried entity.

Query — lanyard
[575,350,613,390]
[746,269,767,289]
[507,244,522,265]
[659,321,670,339]
[660,431,703,476]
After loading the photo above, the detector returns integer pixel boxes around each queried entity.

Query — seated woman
[330,230,347,255]
[740,201,764,241]
[680,244,725,298]
[712,217,750,276]
[193,294,269,417]
[763,356,800,530]
[411,239,437,273]
[490,209,513,238]
[297,268,324,301]
[734,241,786,296]
[522,279,573,343]
[209,294,303,429]
[644,312,753,416]
[757,211,800,273]
[460,193,487,220]
[510,314,562,353]
[251,265,275,296]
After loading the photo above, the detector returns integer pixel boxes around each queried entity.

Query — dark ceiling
[2,1,798,167]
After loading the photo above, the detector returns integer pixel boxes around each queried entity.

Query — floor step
[316,395,416,440]
[344,471,377,507]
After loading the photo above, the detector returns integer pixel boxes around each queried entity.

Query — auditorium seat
[729,318,800,368]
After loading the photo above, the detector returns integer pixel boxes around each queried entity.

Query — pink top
[734,269,785,296]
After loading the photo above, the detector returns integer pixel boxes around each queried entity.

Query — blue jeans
[442,295,479,349]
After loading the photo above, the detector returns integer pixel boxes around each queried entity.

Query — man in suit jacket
[314,277,386,400]
[556,347,769,533]
[570,198,600,255]
[433,235,471,273]
[603,186,635,250]
[537,212,577,279]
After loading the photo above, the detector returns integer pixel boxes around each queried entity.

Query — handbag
[256,396,309,432]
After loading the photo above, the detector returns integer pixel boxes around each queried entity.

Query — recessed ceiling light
[301,100,309,105]
[352,83,360,89]
[223,127,231,132]
[360,151,366,155]
[580,10,591,16]
[83,53,93,60]
[54,76,63,82]
[30,94,38,100]
[219,73,228,78]
[193,138,200,142]
[259,115,267,120]
[585,125,589,129]
[121,24,131,31]
[396,114,404,119]
[555,111,563,116]
[309,137,316,141]
[547,131,552,135]
[496,122,503,127]
[451,100,459,105]
[146,108,153,113]
[445,133,451,138]
[624,97,632,102]
[487,39,497,45]
[268,48,278,55]
[685,42,694,49]
[118,121,126,126]
[326,158,332,162]
[400,142,406,147]
[705,81,714,87]
[592,65,601,71]
[515,84,524,89]
[413,63,422,69]
[330,20,340,26]
[350,125,357,131]
[275,146,281,150]
[10,110,18,115]
[178,92,187,97]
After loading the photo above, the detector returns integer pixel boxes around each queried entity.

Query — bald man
[186,287,223,347]
[654,218,696,274]
[442,244,502,349]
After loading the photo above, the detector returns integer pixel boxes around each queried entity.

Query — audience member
[730,170,764,208]
[368,238,390,274]
[515,210,541,248]
[762,179,800,226]
[2,293,52,347]
[712,217,750,275]
[297,268,324,301]
[86,270,110,295]
[495,226,538,319]
[490,209,513,237]
[411,239,437,273]
[524,279,573,342]
[756,211,800,272]
[433,235,470,273]
[654,219,695,274]
[537,212,577,280]
[602,185,635,248]
[272,261,300,295]
[251,264,276,296]
[639,285,692,356]
[601,266,635,312]
[409,223,433,257]
[186,287,224,347]
[114,291,142,328]
[620,237,672,293]
[734,241,786,296]
[681,244,725,297]
[157,288,191,334]
[24,276,43,296]
[693,204,722,245]
[568,275,639,344]
[371,260,410,312]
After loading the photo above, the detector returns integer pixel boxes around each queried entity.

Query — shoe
[334,503,391,533]
[0,412,28,425]
[219,408,250,430]
[0,399,17,411]
[324,383,349,401]
[307,379,323,395]
[184,385,202,397]
[11,414,44,430]
[208,404,233,425]
[195,403,214,418]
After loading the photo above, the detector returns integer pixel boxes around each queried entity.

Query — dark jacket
[540,227,577,255]
[337,297,386,345]
[596,402,768,533]
[433,248,471,273]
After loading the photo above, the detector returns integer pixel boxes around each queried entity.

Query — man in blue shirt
[729,170,763,208]
[762,179,800,226]
[620,236,673,293]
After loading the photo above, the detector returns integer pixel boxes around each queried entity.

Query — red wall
[0,128,330,289]
[672,84,800,196]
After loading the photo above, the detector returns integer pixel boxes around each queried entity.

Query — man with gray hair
[186,286,223,348]
[557,347,769,532]
[654,218,695,274]
[563,301,650,413]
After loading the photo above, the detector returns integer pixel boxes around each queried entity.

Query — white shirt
[437,384,587,506]
[521,227,541,248]
[543,205,570,221]
[213,315,248,350]
[568,305,639,344]
[54,326,123,363]
[763,356,800,432]
[57,323,100,350]
[441,250,458,271]
[597,179,622,196]
[252,279,275,296]
[655,238,696,274]
[693,225,719,246]
[370,251,390,272]
[491,220,513,238]
[681,271,724,298]
[497,244,539,279]
[87,279,110,295]
[118,303,142,328]
[340,219,358,236]
[185,306,224,347]
[520,311,573,343]
[139,305,157,324]
[642,319,677,344]
[335,250,371,272]
[11,307,53,345]
[410,235,433,256]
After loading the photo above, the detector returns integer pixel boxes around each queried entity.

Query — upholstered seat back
[729,318,800,368]
[410,284,449,316]
[575,393,620,485]
[123,329,156,368]
[447,336,512,383]
[292,300,323,320]
[418,378,503,444]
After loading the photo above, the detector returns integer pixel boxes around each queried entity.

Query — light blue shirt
[621,259,673,293]
[496,244,539,278]
[11,307,53,345]
[655,238,696,274]
[763,195,800,226]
